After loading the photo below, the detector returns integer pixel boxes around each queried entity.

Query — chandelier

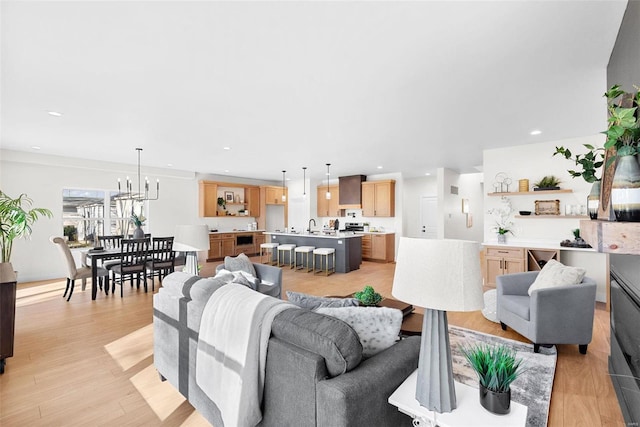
[117,148,160,201]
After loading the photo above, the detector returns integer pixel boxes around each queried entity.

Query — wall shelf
[488,189,573,196]
[515,215,588,219]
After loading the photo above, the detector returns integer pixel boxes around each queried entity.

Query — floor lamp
[392,238,484,413]
[173,225,210,276]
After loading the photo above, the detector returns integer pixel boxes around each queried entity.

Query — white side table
[388,370,527,427]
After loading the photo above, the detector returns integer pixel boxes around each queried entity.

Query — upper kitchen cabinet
[245,187,260,217]
[199,181,218,217]
[317,185,345,217]
[362,180,395,217]
[264,186,288,205]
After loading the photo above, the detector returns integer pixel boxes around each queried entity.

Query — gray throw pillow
[224,253,257,277]
[286,291,359,310]
[315,307,402,357]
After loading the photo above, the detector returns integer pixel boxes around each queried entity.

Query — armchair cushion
[499,295,531,320]
[528,259,586,295]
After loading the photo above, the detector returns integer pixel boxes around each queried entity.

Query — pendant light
[302,167,307,199]
[281,170,287,202]
[325,163,332,200]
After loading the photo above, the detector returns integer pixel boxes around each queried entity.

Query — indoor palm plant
[602,84,640,222]
[460,343,524,415]
[0,191,52,263]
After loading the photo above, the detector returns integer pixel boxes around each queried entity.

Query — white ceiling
[0,1,628,182]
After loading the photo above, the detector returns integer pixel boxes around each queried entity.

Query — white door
[419,196,438,239]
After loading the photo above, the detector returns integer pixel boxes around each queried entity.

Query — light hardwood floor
[0,258,625,426]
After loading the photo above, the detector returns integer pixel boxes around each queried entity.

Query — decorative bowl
[519,211,532,216]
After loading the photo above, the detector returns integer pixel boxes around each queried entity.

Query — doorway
[419,196,438,239]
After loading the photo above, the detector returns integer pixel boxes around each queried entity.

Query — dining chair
[146,236,175,289]
[110,238,150,297]
[50,236,109,301]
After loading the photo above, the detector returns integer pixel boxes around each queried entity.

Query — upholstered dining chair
[50,236,109,301]
[110,238,150,297]
[146,236,175,289]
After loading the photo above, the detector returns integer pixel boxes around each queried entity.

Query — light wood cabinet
[362,180,395,217]
[265,186,287,205]
[245,187,260,217]
[484,246,525,287]
[208,233,235,261]
[317,185,345,217]
[199,182,218,217]
[362,233,395,262]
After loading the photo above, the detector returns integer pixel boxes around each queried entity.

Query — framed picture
[535,199,560,215]
[224,191,234,203]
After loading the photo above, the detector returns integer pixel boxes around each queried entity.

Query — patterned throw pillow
[528,259,586,295]
[224,253,257,277]
[286,291,359,310]
[215,268,260,290]
[315,307,402,357]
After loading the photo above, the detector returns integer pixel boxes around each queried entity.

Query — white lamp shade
[173,225,210,252]
[392,237,483,312]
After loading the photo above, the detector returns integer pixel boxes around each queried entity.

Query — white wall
[1,150,198,282]
[482,134,608,302]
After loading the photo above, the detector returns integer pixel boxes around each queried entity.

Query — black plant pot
[479,384,511,415]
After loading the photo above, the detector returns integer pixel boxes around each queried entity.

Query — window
[62,189,145,248]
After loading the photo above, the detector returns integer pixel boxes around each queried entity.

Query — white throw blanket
[196,284,293,427]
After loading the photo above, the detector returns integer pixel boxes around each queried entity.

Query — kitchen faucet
[307,218,316,233]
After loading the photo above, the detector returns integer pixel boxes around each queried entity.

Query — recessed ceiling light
[224,170,230,173]
[530,130,542,136]
[167,163,173,167]
[377,166,383,169]
[48,111,62,117]
[223,147,231,150]
[31,146,41,150]
[425,173,431,176]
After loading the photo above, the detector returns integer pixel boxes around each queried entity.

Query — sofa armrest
[316,336,420,427]
[496,271,538,297]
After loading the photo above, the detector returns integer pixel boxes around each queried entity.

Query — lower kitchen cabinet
[483,246,560,287]
[361,233,395,262]
[207,232,264,261]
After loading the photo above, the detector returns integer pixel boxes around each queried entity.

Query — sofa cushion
[500,295,531,320]
[315,307,402,357]
[528,259,586,296]
[271,308,362,377]
[286,291,359,310]
[224,253,257,277]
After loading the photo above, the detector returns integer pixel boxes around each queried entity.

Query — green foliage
[217,197,226,209]
[354,285,382,306]
[533,175,561,188]
[553,144,604,184]
[603,84,640,160]
[0,191,53,263]
[572,228,581,239]
[460,343,525,393]
[63,225,77,241]
[130,211,146,227]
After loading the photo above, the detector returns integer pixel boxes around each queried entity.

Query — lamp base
[184,251,199,276]
[416,308,456,413]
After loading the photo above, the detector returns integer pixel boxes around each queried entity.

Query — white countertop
[264,231,362,239]
[355,231,395,235]
[482,239,596,252]
[209,229,266,234]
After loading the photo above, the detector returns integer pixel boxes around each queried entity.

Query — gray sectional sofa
[153,265,420,426]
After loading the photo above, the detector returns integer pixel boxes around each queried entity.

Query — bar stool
[313,248,335,276]
[260,242,279,265]
[294,246,315,272]
[277,244,296,269]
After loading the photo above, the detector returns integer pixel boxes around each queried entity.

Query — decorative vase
[479,384,511,415]
[497,234,507,244]
[133,226,145,238]
[611,154,640,222]
[587,181,601,220]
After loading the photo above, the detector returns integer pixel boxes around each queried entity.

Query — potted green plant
[353,285,382,306]
[130,211,146,238]
[553,144,605,219]
[217,197,226,212]
[533,175,562,191]
[0,191,52,264]
[460,343,525,415]
[602,84,640,222]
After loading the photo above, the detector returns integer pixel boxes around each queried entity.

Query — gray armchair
[496,271,597,354]
[215,262,282,298]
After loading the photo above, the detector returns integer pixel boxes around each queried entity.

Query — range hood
[339,175,366,209]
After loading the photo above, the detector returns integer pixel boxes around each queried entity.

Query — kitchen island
[264,232,362,273]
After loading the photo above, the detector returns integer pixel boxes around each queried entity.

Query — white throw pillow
[528,259,586,296]
[315,307,402,358]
